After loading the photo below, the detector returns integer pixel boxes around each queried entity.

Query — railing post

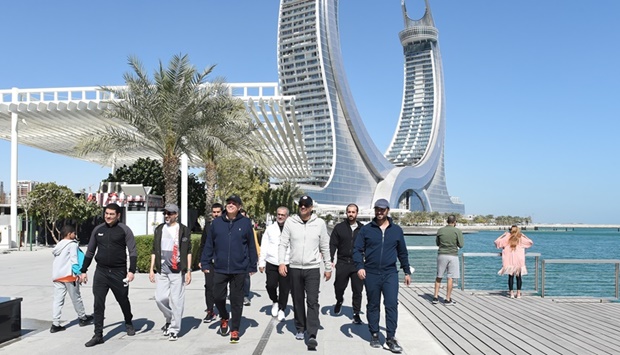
[541,259,546,298]
[616,263,620,299]
[460,253,465,291]
[534,255,539,292]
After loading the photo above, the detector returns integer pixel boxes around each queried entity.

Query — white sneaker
[278,310,285,321]
[271,303,279,317]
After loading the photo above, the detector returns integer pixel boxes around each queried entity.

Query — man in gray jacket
[279,195,332,351]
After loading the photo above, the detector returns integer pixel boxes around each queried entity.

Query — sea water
[405,228,620,298]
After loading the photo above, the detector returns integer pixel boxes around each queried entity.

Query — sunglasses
[299,204,311,208]
[163,211,176,216]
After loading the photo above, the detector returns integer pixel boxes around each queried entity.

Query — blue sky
[1,0,619,224]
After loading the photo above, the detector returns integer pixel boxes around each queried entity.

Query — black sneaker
[203,310,215,323]
[126,323,136,336]
[161,322,170,336]
[353,313,362,324]
[50,324,66,333]
[219,318,230,336]
[444,299,456,306]
[168,332,178,341]
[370,333,381,348]
[432,297,439,304]
[333,302,342,315]
[85,335,104,347]
[386,337,403,353]
[243,297,251,306]
[307,336,318,350]
[79,315,94,327]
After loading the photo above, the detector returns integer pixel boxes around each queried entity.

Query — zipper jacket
[259,222,290,267]
[152,222,192,273]
[81,221,137,273]
[278,213,332,271]
[353,217,411,275]
[329,220,363,263]
[201,212,257,274]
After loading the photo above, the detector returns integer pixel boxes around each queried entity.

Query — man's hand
[259,267,265,273]
[404,274,411,286]
[79,273,88,284]
[185,272,192,285]
[278,264,288,277]
[198,262,202,269]
[357,269,366,280]
[324,271,332,281]
[126,272,135,282]
[149,270,155,283]
[203,268,210,274]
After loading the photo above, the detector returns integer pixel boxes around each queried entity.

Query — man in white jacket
[259,206,290,321]
[279,196,332,351]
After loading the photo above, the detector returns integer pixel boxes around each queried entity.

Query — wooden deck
[399,286,620,355]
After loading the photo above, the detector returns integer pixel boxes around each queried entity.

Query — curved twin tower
[264,0,464,213]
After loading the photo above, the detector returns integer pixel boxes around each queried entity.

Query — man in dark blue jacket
[201,195,257,344]
[353,199,411,354]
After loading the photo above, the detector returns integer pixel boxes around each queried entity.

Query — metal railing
[541,259,620,298]
[460,252,541,291]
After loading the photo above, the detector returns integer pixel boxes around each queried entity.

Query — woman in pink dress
[494,225,533,298]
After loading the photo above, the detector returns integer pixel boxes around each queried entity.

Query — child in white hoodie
[50,225,93,333]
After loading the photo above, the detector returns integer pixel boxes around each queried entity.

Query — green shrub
[134,234,202,273]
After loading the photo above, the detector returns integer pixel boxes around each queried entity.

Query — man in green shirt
[433,215,464,305]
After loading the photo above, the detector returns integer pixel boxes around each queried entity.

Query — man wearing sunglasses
[278,195,332,351]
[353,199,411,353]
[201,195,257,344]
[149,204,192,341]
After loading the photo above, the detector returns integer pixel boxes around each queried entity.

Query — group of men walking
[59,194,463,354]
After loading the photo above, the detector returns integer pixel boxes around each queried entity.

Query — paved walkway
[0,247,446,354]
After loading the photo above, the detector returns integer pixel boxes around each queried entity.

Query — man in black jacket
[79,203,137,347]
[149,204,192,341]
[198,203,223,323]
[330,203,364,324]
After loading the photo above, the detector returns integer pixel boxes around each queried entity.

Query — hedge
[134,234,202,273]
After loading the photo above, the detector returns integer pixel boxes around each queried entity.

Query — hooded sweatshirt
[278,213,332,271]
[201,212,258,274]
[52,239,82,282]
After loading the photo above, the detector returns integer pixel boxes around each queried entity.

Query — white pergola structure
[0,83,302,248]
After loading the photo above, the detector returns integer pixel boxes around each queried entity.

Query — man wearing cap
[278,195,332,351]
[149,204,192,341]
[201,195,257,344]
[353,199,411,353]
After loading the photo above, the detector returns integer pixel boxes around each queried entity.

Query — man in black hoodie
[79,203,137,347]
[329,203,364,324]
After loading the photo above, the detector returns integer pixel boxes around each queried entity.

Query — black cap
[226,195,242,205]
[298,195,313,207]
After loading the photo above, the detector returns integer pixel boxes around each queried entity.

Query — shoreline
[402,224,620,236]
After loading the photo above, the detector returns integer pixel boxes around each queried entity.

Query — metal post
[460,253,465,291]
[10,104,19,249]
[535,255,539,292]
[616,263,620,299]
[541,260,546,298]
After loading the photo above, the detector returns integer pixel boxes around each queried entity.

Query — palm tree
[186,89,269,219]
[77,54,219,204]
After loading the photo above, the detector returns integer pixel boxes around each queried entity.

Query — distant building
[0,181,5,204]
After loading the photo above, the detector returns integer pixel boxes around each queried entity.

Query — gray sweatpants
[52,280,87,326]
[155,272,185,334]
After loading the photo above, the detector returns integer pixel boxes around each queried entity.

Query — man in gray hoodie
[278,195,332,351]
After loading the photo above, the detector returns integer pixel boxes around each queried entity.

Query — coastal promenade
[2,247,619,354]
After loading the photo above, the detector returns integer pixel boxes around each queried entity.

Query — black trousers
[92,267,133,336]
[508,274,523,291]
[265,262,290,311]
[213,272,245,332]
[289,268,320,337]
[334,261,364,314]
[203,264,215,312]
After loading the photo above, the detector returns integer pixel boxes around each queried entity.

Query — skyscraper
[275,0,463,213]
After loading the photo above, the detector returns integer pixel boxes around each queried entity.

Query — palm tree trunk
[163,155,179,205]
[204,159,217,220]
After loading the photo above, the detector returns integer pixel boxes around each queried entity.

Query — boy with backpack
[51,225,93,333]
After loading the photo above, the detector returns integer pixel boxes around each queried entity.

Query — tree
[104,157,205,212]
[263,180,304,218]
[185,87,267,219]
[67,191,102,235]
[77,54,219,205]
[28,183,77,243]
